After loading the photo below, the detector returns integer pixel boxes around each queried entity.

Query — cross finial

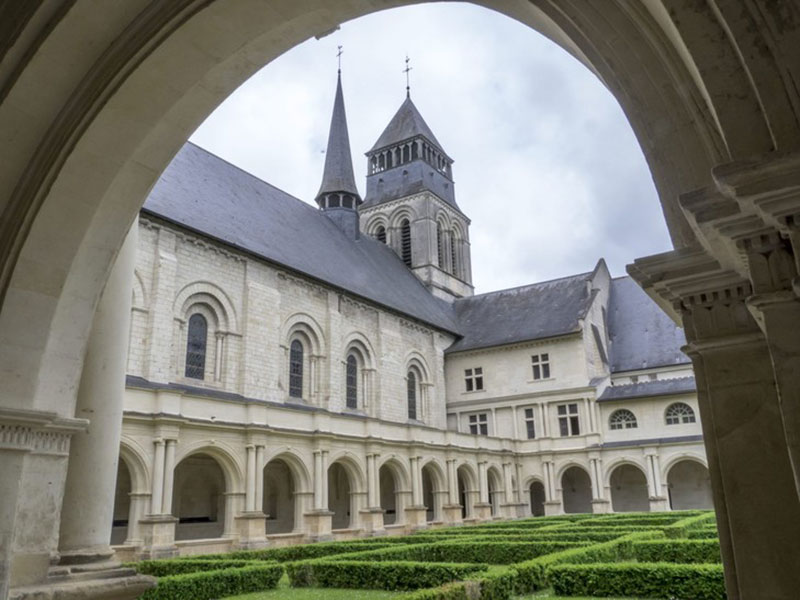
[337,45,343,73]
[403,55,412,98]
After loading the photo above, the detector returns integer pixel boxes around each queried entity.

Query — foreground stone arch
[2,2,800,597]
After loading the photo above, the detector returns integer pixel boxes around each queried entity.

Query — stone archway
[172,453,227,541]
[110,460,132,546]
[421,462,445,523]
[667,460,713,511]
[328,462,354,530]
[457,464,478,519]
[561,466,592,514]
[379,461,407,526]
[263,458,297,534]
[3,2,800,598]
[487,467,503,517]
[529,480,546,517]
[609,464,650,513]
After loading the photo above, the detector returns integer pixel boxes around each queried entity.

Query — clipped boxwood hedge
[133,559,260,576]
[285,559,489,591]
[139,563,284,600]
[632,539,721,563]
[327,541,586,565]
[549,562,726,600]
[177,541,394,563]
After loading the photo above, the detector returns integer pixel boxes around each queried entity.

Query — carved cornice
[0,407,87,456]
[277,271,327,298]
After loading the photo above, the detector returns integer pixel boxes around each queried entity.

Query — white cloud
[190,2,672,294]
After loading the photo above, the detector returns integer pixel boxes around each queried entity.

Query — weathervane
[404,55,412,98]
[337,45,343,73]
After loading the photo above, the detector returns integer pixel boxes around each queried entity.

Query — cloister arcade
[3,1,800,599]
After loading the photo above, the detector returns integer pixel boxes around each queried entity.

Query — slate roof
[598,376,697,402]
[369,95,447,154]
[446,272,595,353]
[316,72,361,200]
[142,143,459,334]
[607,277,689,372]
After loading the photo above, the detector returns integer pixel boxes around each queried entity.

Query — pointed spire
[315,65,361,208]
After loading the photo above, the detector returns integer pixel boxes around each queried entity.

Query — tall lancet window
[436,223,445,268]
[401,219,412,267]
[346,354,358,409]
[407,371,417,420]
[449,230,459,277]
[185,314,207,379]
[289,340,304,398]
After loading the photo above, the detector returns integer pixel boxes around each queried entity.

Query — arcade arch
[529,480,546,517]
[561,466,592,514]
[457,463,478,519]
[172,453,229,541]
[2,2,800,598]
[421,460,446,522]
[378,459,408,526]
[609,463,650,513]
[667,459,713,510]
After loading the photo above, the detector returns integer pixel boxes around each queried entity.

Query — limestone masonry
[112,74,711,559]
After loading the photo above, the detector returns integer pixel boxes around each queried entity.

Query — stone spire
[315,70,362,210]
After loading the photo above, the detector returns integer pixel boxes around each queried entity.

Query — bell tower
[359,87,473,301]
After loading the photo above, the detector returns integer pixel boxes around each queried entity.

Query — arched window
[346,353,358,409]
[185,313,207,379]
[436,222,444,268]
[609,409,637,430]
[449,229,458,277]
[407,371,417,420]
[665,402,696,425]
[400,219,412,267]
[289,340,304,398]
[375,225,387,244]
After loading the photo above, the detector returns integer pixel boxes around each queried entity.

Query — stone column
[57,222,137,565]
[405,456,427,526]
[630,250,800,600]
[442,459,462,524]
[645,452,668,512]
[245,445,256,512]
[161,439,176,515]
[588,456,609,514]
[499,462,520,518]
[360,453,384,534]
[474,461,492,520]
[542,460,561,515]
[149,440,165,515]
[255,446,265,512]
[304,450,332,539]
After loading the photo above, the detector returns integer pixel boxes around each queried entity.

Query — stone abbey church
[112,72,712,559]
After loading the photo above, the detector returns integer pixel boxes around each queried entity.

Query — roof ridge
[466,270,593,299]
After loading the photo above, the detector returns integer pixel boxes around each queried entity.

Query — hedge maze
[133,510,725,600]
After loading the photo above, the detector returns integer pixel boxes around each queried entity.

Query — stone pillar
[499,462,521,518]
[236,443,266,548]
[589,456,610,514]
[360,453,384,534]
[474,461,492,520]
[542,460,561,516]
[304,450,332,539]
[57,222,138,566]
[255,445,265,512]
[645,452,669,512]
[442,459,462,524]
[405,456,427,526]
[149,440,165,516]
[630,250,800,600]
[245,445,256,512]
[161,439,176,515]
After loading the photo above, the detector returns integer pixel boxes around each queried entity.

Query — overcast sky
[191,2,673,294]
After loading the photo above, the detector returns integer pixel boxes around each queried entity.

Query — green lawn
[224,575,405,599]
[225,578,645,600]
